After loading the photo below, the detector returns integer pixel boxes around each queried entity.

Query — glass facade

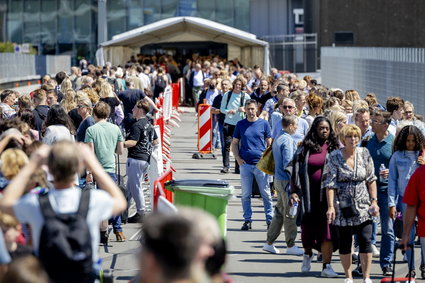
[1,0,250,63]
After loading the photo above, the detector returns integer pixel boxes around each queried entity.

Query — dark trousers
[223,123,239,171]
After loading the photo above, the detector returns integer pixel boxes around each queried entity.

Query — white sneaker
[363,278,373,283]
[372,244,380,258]
[286,245,304,255]
[263,243,280,254]
[301,254,312,273]
[344,279,353,283]
[321,263,338,278]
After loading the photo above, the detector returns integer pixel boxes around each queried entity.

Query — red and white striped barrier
[197,103,212,154]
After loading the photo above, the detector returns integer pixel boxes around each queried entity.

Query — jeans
[97,172,122,233]
[240,164,273,223]
[127,158,150,212]
[378,190,395,269]
[223,123,238,171]
[212,117,220,149]
[267,179,297,247]
[397,198,416,270]
[218,123,225,159]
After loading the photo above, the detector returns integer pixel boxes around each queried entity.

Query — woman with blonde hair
[99,81,121,122]
[60,89,77,113]
[345,90,361,102]
[328,111,348,139]
[80,85,99,104]
[0,148,29,190]
[60,78,73,94]
[324,124,378,283]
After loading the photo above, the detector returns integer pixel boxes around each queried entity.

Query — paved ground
[99,107,420,282]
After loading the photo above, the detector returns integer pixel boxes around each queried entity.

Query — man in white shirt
[190,64,205,106]
[0,141,126,281]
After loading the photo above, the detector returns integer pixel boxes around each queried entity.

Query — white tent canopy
[100,16,269,72]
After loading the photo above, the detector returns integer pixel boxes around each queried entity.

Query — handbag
[394,212,403,239]
[337,150,360,218]
[256,143,274,175]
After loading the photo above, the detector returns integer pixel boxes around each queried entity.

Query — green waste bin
[165,179,234,236]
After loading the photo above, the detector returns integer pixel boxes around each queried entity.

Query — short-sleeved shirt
[321,147,377,226]
[366,133,394,191]
[403,165,425,236]
[13,188,113,265]
[272,131,296,180]
[272,115,309,145]
[84,121,124,172]
[127,117,158,162]
[233,118,271,165]
[118,89,146,118]
[76,116,95,142]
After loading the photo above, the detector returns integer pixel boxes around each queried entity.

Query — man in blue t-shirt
[231,99,273,230]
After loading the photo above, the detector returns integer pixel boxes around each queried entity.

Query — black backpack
[155,75,167,91]
[38,189,94,283]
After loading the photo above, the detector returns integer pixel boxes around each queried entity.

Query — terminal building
[0,0,305,70]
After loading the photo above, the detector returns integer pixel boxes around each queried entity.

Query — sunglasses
[282,105,294,109]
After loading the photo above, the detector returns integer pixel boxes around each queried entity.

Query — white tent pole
[264,43,270,75]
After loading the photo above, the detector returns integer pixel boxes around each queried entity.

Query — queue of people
[182,56,425,282]
[0,53,425,283]
[201,63,425,282]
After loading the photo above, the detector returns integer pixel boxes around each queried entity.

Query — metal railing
[0,53,71,84]
[321,46,425,115]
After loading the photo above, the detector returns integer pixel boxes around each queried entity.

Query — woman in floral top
[323,124,379,283]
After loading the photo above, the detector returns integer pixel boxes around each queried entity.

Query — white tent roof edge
[100,16,268,47]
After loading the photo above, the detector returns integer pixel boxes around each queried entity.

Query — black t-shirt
[127,117,158,162]
[251,90,272,106]
[212,93,225,125]
[68,108,82,130]
[33,105,50,132]
[118,89,146,118]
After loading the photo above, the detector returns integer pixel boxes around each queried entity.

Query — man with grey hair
[271,98,309,144]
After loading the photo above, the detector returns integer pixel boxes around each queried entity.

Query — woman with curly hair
[41,104,75,144]
[388,125,425,278]
[290,116,340,277]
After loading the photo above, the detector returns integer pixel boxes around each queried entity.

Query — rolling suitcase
[380,243,415,282]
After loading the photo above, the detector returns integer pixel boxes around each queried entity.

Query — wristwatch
[371,198,377,201]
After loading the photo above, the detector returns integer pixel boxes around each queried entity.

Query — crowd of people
[202,63,424,283]
[0,52,424,283]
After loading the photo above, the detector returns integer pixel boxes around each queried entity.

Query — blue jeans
[378,190,394,269]
[240,164,273,223]
[97,172,122,233]
[397,197,416,270]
